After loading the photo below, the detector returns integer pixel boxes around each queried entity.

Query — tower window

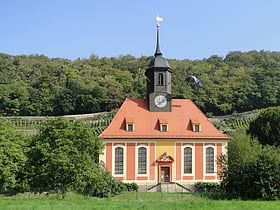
[157,73,164,86]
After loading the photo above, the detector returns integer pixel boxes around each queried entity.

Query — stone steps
[146,182,191,193]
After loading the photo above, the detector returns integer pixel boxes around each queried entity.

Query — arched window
[115,147,124,174]
[138,147,147,174]
[184,147,192,174]
[157,73,164,86]
[206,147,214,173]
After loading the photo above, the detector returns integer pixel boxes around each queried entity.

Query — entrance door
[160,167,170,183]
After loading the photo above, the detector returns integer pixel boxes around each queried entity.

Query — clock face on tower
[154,95,167,108]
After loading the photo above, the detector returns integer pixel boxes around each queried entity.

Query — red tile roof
[100,98,228,139]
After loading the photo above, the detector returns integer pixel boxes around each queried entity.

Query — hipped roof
[99,98,228,140]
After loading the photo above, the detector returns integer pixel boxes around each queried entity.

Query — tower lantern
[145,15,172,112]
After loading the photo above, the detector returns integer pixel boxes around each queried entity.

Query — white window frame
[126,123,134,132]
[112,144,126,177]
[194,124,200,132]
[182,144,195,176]
[136,144,149,176]
[160,124,168,132]
[204,145,216,176]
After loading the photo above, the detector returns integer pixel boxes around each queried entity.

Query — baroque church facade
[99,20,228,188]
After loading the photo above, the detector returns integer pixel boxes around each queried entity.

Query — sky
[1,0,280,60]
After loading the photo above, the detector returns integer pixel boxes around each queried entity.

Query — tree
[220,133,280,200]
[2,51,280,116]
[52,89,75,115]
[220,133,262,199]
[0,82,29,116]
[27,118,105,197]
[0,120,29,194]
[247,106,280,146]
[250,147,280,200]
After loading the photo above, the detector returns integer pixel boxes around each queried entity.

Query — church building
[99,18,229,189]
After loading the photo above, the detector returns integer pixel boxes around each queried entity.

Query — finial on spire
[155,15,163,56]
[156,15,163,27]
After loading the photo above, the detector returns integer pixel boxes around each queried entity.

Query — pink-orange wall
[106,143,112,175]
[195,143,203,180]
[127,143,135,180]
[176,143,181,180]
[104,140,226,183]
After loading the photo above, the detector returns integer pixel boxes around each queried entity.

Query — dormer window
[159,118,168,132]
[191,119,201,132]
[127,123,134,131]
[194,124,200,132]
[161,124,168,132]
[125,117,134,132]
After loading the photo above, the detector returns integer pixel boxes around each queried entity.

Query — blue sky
[1,0,280,60]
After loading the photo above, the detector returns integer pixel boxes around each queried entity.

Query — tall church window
[157,73,164,86]
[206,147,214,173]
[115,147,124,174]
[184,147,192,174]
[138,147,147,174]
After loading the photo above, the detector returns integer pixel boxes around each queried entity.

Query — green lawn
[0,192,279,210]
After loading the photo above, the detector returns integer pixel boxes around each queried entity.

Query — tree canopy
[0,120,29,194]
[220,133,280,200]
[247,106,280,146]
[1,50,280,116]
[0,117,131,197]
[27,117,115,197]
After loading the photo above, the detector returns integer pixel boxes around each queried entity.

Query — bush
[79,165,126,198]
[220,133,280,200]
[248,106,280,146]
[194,182,220,193]
[124,182,139,191]
[249,147,280,200]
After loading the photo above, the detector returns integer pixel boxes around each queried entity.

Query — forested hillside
[1,50,280,116]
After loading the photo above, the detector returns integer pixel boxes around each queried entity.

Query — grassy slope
[0,192,279,210]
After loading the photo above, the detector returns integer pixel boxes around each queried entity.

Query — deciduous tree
[0,120,29,194]
[220,133,280,200]
[27,118,105,197]
[247,106,280,146]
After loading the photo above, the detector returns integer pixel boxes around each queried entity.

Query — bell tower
[145,16,172,112]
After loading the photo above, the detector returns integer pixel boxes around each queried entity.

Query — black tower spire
[145,15,172,112]
[154,24,162,57]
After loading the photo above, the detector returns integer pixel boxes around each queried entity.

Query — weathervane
[156,14,163,27]
[154,14,163,56]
